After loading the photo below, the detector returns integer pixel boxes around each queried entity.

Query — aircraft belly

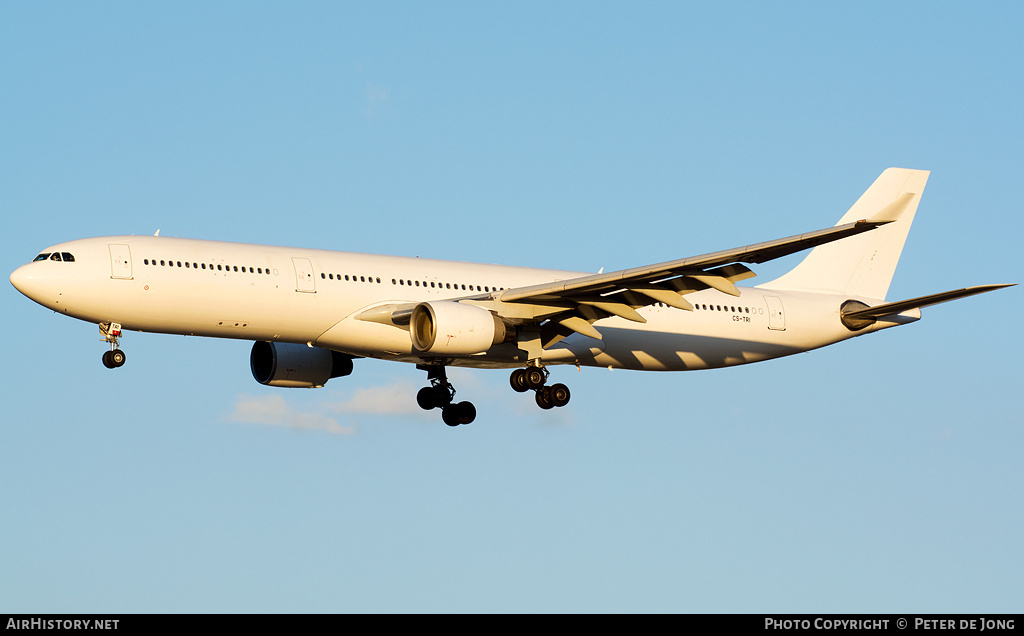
[584,316,808,371]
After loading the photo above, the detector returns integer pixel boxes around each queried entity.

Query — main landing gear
[99,322,126,369]
[509,365,571,410]
[416,364,476,427]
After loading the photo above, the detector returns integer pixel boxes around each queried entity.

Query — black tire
[524,368,546,389]
[441,406,461,426]
[509,369,529,393]
[102,351,115,369]
[417,387,436,410]
[455,401,476,425]
[548,383,570,407]
[535,387,554,410]
[110,349,126,367]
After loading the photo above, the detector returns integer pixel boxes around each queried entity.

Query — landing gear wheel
[524,367,546,390]
[442,406,461,426]
[535,387,554,410]
[417,387,436,410]
[548,383,570,407]
[456,401,476,425]
[509,369,529,392]
[442,401,476,426]
[102,349,125,369]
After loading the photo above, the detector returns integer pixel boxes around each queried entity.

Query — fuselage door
[764,295,785,331]
[108,244,133,279]
[292,257,316,293]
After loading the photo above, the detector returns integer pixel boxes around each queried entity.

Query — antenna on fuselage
[154,229,160,236]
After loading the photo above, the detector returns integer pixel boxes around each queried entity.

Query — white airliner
[10,168,1012,426]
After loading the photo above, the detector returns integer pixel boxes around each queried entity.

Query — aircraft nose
[9,263,50,304]
[10,264,31,295]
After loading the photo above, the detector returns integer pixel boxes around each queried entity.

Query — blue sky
[2,2,1021,613]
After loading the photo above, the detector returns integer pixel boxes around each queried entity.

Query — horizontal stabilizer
[840,284,1014,330]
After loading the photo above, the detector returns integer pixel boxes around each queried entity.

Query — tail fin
[759,168,930,300]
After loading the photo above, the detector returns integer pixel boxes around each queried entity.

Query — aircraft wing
[485,213,909,346]
[499,217,892,305]
[358,199,910,348]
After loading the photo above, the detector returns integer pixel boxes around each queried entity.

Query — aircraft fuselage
[10,235,912,373]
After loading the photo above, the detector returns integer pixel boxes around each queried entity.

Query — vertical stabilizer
[758,168,930,300]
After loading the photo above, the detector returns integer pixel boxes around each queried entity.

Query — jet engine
[250,341,354,388]
[410,301,510,355]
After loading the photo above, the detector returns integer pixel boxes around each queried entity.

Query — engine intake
[250,341,354,388]
[410,302,510,355]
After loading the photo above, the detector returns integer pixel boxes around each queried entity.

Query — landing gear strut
[510,365,571,410]
[100,322,126,369]
[416,364,476,426]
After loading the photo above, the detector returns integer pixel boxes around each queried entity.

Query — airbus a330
[10,168,1012,426]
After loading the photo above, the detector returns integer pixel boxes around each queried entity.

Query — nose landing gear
[99,322,126,369]
[510,365,571,410]
[416,364,476,426]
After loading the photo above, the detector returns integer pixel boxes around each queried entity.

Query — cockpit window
[32,252,75,262]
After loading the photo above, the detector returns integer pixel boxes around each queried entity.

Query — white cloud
[228,394,357,435]
[329,382,425,415]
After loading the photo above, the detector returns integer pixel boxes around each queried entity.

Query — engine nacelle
[410,301,509,355]
[250,341,354,388]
